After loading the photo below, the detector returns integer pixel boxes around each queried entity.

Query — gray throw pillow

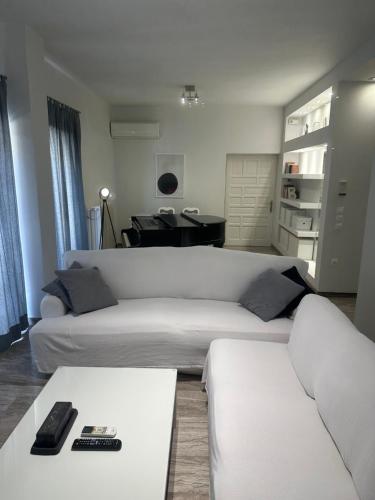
[239,268,304,322]
[55,267,118,315]
[42,261,82,309]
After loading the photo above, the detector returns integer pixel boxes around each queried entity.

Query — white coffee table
[0,366,177,500]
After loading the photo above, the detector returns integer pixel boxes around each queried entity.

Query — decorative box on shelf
[292,215,312,231]
[285,207,304,227]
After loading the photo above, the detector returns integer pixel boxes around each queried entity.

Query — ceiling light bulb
[99,187,110,200]
[368,76,375,81]
[181,96,186,104]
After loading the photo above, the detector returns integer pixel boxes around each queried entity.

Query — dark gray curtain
[0,76,28,351]
[48,98,88,268]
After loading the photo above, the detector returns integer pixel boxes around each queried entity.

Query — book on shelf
[282,184,299,199]
[284,161,299,174]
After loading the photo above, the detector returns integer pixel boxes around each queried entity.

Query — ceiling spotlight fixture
[368,76,375,81]
[180,85,201,106]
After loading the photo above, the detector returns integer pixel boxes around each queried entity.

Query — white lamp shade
[99,187,110,200]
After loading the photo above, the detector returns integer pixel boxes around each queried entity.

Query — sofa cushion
[279,265,314,316]
[239,268,304,321]
[315,333,375,500]
[288,295,358,398]
[288,294,375,500]
[64,246,308,302]
[204,338,359,500]
[42,261,82,308]
[29,298,293,373]
[55,267,118,315]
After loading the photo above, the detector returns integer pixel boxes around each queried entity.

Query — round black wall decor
[157,173,178,195]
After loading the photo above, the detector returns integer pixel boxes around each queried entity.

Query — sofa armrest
[41,294,68,319]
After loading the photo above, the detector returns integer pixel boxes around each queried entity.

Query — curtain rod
[47,96,81,114]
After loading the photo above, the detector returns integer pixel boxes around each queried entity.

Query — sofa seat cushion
[204,339,359,500]
[30,298,292,373]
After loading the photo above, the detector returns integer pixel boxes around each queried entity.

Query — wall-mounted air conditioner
[110,122,160,139]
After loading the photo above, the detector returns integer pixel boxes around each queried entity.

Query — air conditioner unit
[110,122,160,139]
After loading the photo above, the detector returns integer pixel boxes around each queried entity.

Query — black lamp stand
[100,199,118,249]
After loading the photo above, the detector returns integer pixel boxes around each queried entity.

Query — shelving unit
[282,174,324,180]
[280,198,321,210]
[279,221,319,238]
[274,81,375,293]
[284,128,329,153]
[274,88,332,282]
[284,88,332,142]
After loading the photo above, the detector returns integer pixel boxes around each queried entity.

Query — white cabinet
[288,235,314,260]
[278,227,314,260]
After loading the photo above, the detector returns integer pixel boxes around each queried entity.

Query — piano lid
[181,214,226,226]
[156,214,197,228]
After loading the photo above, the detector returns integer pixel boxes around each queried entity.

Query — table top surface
[0,366,177,500]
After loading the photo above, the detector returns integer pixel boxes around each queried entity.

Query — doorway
[225,154,277,247]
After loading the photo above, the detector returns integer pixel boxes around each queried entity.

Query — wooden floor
[0,244,356,499]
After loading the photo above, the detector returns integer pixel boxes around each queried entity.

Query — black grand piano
[122,213,226,248]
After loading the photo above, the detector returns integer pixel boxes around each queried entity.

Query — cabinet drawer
[288,235,314,259]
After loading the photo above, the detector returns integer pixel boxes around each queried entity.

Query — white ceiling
[1,0,375,105]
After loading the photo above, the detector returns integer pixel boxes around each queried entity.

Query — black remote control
[72,438,122,451]
[36,402,73,447]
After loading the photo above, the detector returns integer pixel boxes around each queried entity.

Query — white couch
[30,246,307,373]
[204,294,375,500]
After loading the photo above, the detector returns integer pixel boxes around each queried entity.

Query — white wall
[355,163,375,340]
[111,104,282,230]
[317,82,375,292]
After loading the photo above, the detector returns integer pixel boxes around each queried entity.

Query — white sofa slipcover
[30,246,307,373]
[204,294,375,500]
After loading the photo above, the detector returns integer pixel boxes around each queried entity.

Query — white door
[225,154,277,246]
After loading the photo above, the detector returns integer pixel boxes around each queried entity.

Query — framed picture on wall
[155,154,185,198]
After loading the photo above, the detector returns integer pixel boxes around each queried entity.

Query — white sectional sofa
[30,246,307,373]
[204,294,375,500]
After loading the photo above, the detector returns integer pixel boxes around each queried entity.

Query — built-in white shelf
[282,173,324,180]
[279,221,319,238]
[284,87,332,142]
[283,127,330,153]
[281,198,321,209]
[277,87,333,291]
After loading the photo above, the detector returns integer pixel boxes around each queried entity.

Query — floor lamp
[99,187,118,249]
